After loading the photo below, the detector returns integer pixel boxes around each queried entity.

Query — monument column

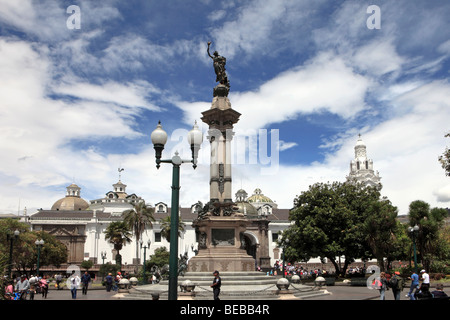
[188,42,255,272]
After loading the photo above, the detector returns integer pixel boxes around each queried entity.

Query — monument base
[188,249,255,272]
[189,213,255,273]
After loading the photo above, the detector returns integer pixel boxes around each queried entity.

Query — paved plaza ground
[13,282,447,301]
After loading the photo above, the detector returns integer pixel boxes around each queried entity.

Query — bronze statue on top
[207,41,230,96]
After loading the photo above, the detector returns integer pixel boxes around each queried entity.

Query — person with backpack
[378,272,389,300]
[389,271,405,300]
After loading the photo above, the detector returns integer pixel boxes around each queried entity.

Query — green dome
[234,201,258,216]
[247,188,273,203]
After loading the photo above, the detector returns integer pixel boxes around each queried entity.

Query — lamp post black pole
[409,225,419,274]
[151,121,202,300]
[168,163,180,300]
[35,239,44,277]
[7,230,19,279]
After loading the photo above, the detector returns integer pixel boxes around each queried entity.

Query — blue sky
[0,0,449,216]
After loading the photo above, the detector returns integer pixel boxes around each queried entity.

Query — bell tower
[346,135,381,188]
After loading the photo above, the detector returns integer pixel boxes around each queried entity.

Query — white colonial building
[25,135,380,272]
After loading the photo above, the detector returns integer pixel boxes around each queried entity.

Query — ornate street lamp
[35,239,45,277]
[101,251,107,264]
[140,239,151,284]
[408,224,420,274]
[7,229,20,279]
[101,251,107,281]
[151,120,203,300]
[281,237,289,278]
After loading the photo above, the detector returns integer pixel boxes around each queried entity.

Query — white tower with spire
[346,135,381,188]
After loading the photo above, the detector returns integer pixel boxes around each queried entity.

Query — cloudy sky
[0,0,449,216]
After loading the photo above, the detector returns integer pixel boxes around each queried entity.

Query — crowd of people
[3,271,99,300]
[265,261,448,300]
[4,274,50,300]
[371,269,448,300]
[265,261,341,278]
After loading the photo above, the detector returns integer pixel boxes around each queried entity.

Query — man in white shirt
[420,269,430,296]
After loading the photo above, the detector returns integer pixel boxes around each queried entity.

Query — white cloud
[178,51,370,130]
[54,80,161,111]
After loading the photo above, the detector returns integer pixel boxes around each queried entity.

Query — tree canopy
[284,181,400,275]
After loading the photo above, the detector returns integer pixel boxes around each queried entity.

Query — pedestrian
[431,283,448,299]
[210,270,221,300]
[4,280,14,300]
[415,269,431,299]
[39,275,49,299]
[28,275,37,300]
[378,272,388,300]
[389,271,404,300]
[105,273,113,292]
[406,270,419,300]
[15,275,30,300]
[55,273,62,290]
[69,271,80,299]
[81,271,91,295]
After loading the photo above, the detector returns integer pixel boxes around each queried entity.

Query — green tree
[0,219,67,276]
[408,200,448,271]
[160,215,185,243]
[285,181,381,276]
[104,221,132,266]
[122,201,155,263]
[438,132,450,176]
[81,259,94,271]
[146,246,170,269]
[363,198,404,271]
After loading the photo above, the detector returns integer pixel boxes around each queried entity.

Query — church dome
[247,188,273,204]
[51,197,90,211]
[51,183,90,211]
[234,201,258,216]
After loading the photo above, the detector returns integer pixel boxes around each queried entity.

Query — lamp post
[281,238,289,278]
[140,239,151,284]
[151,120,203,300]
[6,229,20,279]
[101,251,107,281]
[408,224,420,274]
[35,239,45,277]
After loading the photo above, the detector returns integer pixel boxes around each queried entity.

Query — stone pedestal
[189,214,255,272]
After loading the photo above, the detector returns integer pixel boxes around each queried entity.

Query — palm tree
[104,221,132,266]
[122,201,155,264]
[160,215,186,243]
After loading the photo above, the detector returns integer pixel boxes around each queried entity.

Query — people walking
[55,273,62,290]
[378,272,388,300]
[81,272,91,295]
[105,273,113,292]
[39,275,49,298]
[210,270,221,300]
[69,271,81,299]
[406,270,419,300]
[389,271,405,300]
[15,275,30,300]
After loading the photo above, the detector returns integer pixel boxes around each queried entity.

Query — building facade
[25,135,383,272]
